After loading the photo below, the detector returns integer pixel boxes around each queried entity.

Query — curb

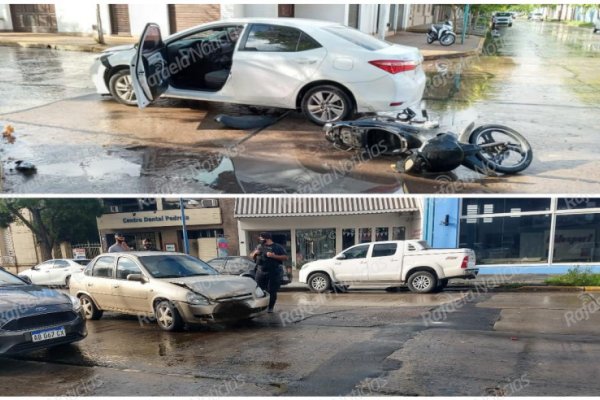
[422,36,486,61]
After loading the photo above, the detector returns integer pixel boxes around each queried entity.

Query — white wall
[55,3,110,34]
[294,4,348,25]
[129,4,170,37]
[220,3,245,19]
[241,4,278,18]
[0,4,13,31]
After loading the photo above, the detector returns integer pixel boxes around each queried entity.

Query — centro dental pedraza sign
[122,215,189,224]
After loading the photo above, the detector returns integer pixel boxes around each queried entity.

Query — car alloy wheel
[307,90,346,123]
[156,303,174,329]
[308,272,331,293]
[114,74,136,103]
[412,275,432,291]
[80,296,94,318]
[312,276,328,291]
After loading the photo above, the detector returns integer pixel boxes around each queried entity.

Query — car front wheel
[154,300,184,332]
[407,271,438,293]
[301,85,353,125]
[307,272,331,293]
[108,69,137,106]
[80,295,103,320]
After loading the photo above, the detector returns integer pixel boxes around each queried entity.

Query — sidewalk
[0,32,136,53]
[388,30,486,60]
[0,30,485,60]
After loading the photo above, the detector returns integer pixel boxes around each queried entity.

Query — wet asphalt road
[2,290,600,396]
[0,21,599,194]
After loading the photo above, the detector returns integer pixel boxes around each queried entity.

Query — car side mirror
[336,254,346,260]
[21,276,32,284]
[127,274,147,283]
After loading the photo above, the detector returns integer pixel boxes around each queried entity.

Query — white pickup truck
[299,240,478,293]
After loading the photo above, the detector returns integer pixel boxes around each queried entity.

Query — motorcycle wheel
[427,35,435,44]
[440,33,456,46]
[469,124,533,174]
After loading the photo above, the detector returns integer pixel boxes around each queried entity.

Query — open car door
[130,23,168,108]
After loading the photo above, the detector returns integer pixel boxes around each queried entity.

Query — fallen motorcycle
[323,111,533,176]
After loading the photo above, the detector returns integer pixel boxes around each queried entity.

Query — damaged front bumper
[174,296,270,324]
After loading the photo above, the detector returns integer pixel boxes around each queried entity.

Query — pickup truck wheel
[407,271,438,293]
[308,272,331,293]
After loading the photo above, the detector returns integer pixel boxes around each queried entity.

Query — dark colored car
[207,256,291,285]
[0,268,87,355]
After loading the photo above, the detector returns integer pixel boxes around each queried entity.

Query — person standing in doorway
[250,232,288,313]
[108,233,131,253]
[142,238,158,251]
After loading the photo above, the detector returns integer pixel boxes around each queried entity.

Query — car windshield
[139,255,218,279]
[496,13,511,17]
[323,26,390,51]
[0,269,26,286]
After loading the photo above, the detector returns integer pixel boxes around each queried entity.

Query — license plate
[31,326,66,343]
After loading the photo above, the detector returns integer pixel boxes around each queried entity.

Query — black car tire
[80,294,103,320]
[108,69,137,106]
[301,85,353,125]
[154,300,184,332]
[307,272,331,293]
[407,271,438,293]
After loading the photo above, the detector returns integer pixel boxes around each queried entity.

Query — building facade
[97,198,238,260]
[423,197,600,274]
[235,197,422,268]
[0,3,449,37]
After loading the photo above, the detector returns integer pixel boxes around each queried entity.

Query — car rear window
[323,26,390,51]
[372,243,398,257]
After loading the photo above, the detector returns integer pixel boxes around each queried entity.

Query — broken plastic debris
[15,160,37,174]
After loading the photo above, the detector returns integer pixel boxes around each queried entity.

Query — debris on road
[14,160,36,174]
[2,124,15,143]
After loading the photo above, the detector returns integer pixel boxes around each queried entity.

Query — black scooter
[323,110,533,176]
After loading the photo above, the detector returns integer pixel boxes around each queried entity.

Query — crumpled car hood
[165,275,256,301]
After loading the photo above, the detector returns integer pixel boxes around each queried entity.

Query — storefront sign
[165,244,177,252]
[97,208,222,230]
[73,248,87,259]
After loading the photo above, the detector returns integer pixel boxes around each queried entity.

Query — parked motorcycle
[323,111,533,176]
[427,20,456,46]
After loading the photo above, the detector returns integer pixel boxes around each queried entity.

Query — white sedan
[91,18,426,125]
[19,259,89,288]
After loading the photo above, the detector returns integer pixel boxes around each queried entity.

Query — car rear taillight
[369,60,418,74]
[461,256,469,269]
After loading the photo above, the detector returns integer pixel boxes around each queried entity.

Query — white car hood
[104,44,136,53]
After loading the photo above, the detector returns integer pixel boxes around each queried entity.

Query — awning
[234,197,420,218]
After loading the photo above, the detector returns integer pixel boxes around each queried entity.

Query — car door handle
[113,285,120,289]
[294,58,317,65]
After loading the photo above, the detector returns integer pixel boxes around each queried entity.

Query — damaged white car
[69,252,269,331]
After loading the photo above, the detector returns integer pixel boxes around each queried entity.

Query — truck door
[368,242,403,281]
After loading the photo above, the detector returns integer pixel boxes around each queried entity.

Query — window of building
[372,243,397,258]
[376,227,389,241]
[459,214,551,264]
[392,227,406,240]
[461,198,551,216]
[359,228,372,243]
[554,213,600,263]
[103,198,158,213]
[342,228,355,250]
[296,228,336,262]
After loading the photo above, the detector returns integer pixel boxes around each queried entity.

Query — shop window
[554,213,600,262]
[342,228,355,250]
[296,229,336,263]
[359,228,372,243]
[392,227,406,240]
[459,214,551,264]
[376,227,389,241]
[461,198,551,216]
[557,198,600,210]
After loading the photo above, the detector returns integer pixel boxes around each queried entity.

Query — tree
[0,199,103,261]
[96,4,105,45]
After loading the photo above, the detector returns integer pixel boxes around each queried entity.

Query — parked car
[206,256,291,285]
[69,252,270,331]
[0,268,86,355]
[493,12,513,27]
[299,240,478,294]
[528,13,544,21]
[92,18,426,125]
[18,259,89,288]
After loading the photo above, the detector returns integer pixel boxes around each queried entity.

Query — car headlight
[186,292,210,306]
[255,286,266,298]
[69,295,82,312]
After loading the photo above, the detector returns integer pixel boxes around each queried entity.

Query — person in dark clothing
[142,238,158,251]
[250,232,288,313]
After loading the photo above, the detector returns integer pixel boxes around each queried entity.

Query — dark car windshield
[496,13,511,17]
[139,255,218,279]
[0,269,27,286]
